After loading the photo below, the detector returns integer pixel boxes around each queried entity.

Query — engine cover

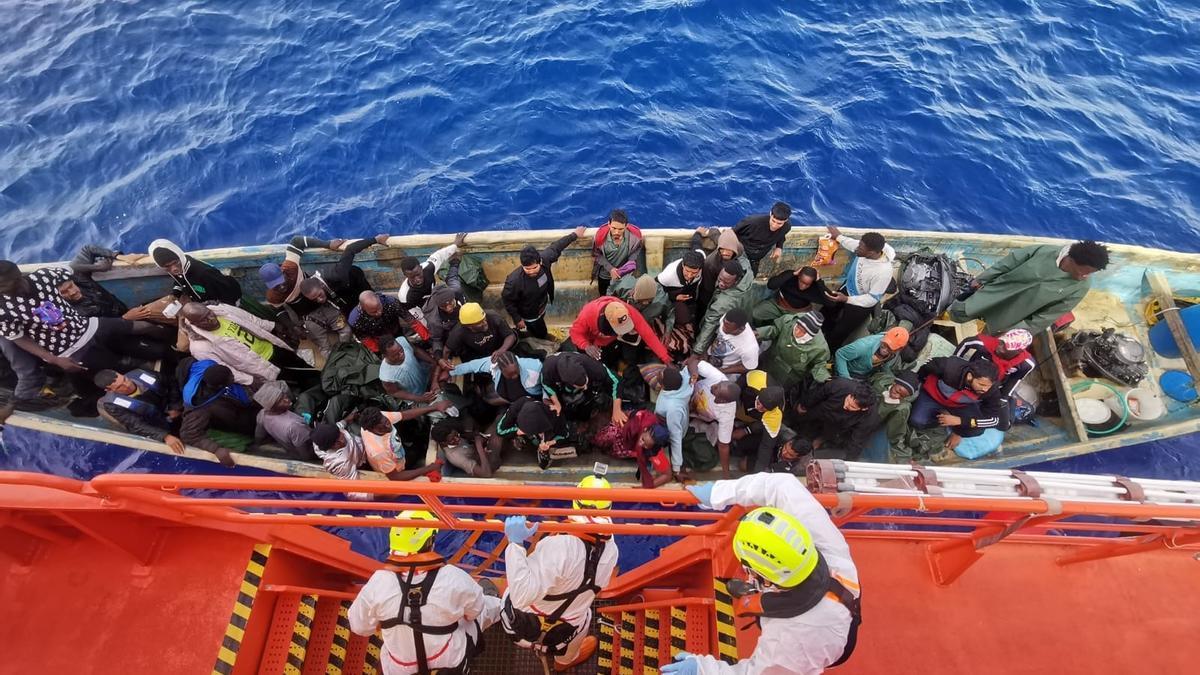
[1061,329,1149,386]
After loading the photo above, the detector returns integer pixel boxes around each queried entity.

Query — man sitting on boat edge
[950,239,1110,335]
[503,226,587,339]
[819,225,896,352]
[0,260,170,412]
[732,201,793,274]
[93,367,185,456]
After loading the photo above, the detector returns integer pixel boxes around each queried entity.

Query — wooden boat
[4,227,1199,485]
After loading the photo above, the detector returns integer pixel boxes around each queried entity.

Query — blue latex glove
[686,483,715,510]
[661,652,699,674]
[504,515,539,545]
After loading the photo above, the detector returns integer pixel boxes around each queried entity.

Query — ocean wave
[0,0,1196,260]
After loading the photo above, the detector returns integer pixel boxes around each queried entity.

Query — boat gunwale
[17,226,1200,275]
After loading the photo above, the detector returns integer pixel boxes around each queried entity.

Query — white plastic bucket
[1077,398,1115,425]
[1124,387,1166,421]
[1072,380,1127,435]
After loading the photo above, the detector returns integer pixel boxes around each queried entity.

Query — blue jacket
[654,370,693,472]
[452,356,543,398]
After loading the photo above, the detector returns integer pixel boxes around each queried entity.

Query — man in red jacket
[569,297,672,365]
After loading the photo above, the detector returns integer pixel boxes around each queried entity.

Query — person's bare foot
[213,448,236,467]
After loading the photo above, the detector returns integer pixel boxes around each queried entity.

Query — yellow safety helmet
[573,475,612,510]
[732,507,818,588]
[389,510,438,556]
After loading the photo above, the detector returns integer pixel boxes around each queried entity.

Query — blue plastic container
[1149,304,1200,358]
[1160,370,1198,403]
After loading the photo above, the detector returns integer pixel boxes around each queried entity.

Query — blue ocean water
[3,0,1199,259]
[1,1,1198,483]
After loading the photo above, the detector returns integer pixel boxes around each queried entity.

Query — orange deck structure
[1,470,1198,674]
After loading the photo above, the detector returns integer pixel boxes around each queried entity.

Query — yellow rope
[1145,296,1200,326]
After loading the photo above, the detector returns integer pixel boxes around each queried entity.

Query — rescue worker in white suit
[501,475,620,672]
[349,511,503,675]
[662,474,862,675]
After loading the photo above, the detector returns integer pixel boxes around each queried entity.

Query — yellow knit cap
[459,302,485,325]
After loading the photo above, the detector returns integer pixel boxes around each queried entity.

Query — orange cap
[882,327,910,350]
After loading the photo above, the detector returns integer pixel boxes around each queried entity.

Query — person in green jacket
[834,327,909,380]
[949,240,1109,334]
[692,260,753,357]
[873,370,920,462]
[756,311,831,389]
[610,274,673,334]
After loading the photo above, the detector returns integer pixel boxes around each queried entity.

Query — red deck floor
[842,536,1200,674]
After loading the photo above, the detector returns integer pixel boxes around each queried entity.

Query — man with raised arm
[501,477,620,672]
[664,474,861,675]
[503,227,586,338]
[396,233,469,312]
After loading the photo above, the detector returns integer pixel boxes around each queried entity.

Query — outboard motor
[897,251,955,317]
[884,249,974,360]
[1061,328,1149,386]
[894,249,975,316]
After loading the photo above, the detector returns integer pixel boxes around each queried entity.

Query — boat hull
[5,227,1199,482]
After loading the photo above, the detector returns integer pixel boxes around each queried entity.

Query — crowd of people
[0,203,1111,485]
[0,210,1113,675]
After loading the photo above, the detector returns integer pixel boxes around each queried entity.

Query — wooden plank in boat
[1035,329,1089,443]
[1146,270,1200,384]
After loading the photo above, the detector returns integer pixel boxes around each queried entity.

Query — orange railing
[3,471,1199,585]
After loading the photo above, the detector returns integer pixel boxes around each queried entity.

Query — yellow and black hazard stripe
[597,615,616,674]
[324,600,353,674]
[668,606,687,658]
[618,611,636,675]
[213,543,271,675]
[363,633,383,675]
[642,609,661,674]
[283,594,318,673]
[712,578,739,664]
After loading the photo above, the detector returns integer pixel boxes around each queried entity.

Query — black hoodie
[789,378,880,458]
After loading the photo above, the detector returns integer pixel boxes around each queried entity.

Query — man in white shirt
[688,360,741,478]
[665,474,861,675]
[501,476,620,672]
[820,225,896,351]
[349,511,502,674]
[705,308,759,375]
[395,233,467,313]
[309,419,366,481]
